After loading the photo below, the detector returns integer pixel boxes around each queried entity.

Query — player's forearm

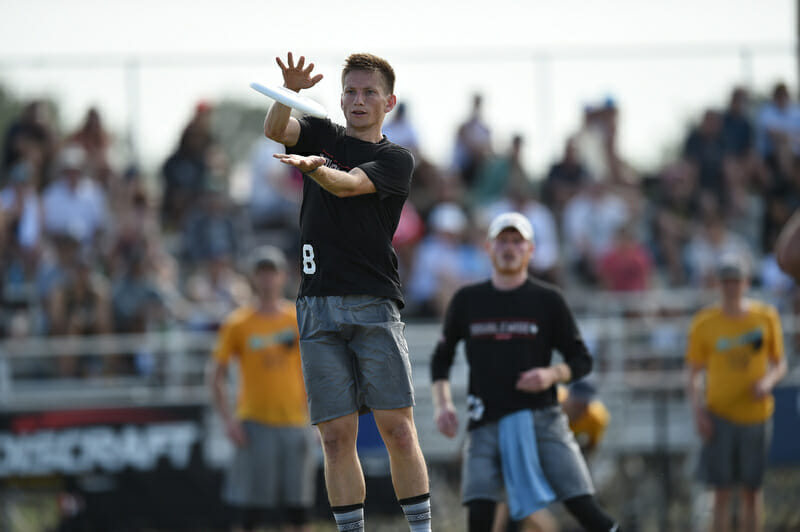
[307,165,362,197]
[551,363,572,384]
[264,102,293,142]
[763,358,788,389]
[210,372,235,424]
[686,367,704,412]
[432,379,454,411]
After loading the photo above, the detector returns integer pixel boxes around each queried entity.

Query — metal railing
[1,290,797,461]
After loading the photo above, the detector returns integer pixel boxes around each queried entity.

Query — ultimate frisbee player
[263,52,431,532]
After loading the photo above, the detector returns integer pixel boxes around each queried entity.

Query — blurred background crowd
[0,80,799,378]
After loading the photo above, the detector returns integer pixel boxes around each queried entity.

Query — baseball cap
[716,252,748,280]
[487,212,534,241]
[250,245,287,272]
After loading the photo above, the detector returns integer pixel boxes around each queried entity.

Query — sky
[0,0,796,176]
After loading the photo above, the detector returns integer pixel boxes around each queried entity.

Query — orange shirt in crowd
[213,302,308,427]
[686,300,784,424]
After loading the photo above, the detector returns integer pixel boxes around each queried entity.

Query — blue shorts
[296,295,415,424]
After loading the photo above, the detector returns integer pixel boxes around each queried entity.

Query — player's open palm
[273,153,326,173]
[276,52,324,92]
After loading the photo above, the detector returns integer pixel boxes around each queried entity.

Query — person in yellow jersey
[686,252,787,532]
[558,381,610,457]
[210,245,316,532]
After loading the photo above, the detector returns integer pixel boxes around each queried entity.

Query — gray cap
[250,245,287,272]
[716,253,748,280]
[487,212,534,241]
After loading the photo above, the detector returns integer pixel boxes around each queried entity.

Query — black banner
[0,405,229,530]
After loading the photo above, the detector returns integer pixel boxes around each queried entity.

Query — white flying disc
[250,82,327,118]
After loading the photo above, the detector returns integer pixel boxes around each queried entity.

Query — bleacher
[2,288,797,461]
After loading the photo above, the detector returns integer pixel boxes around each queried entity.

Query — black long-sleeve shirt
[431,278,593,430]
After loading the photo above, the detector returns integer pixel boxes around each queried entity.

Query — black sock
[564,494,620,532]
[467,499,496,532]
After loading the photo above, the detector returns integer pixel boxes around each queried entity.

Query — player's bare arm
[273,153,377,197]
[753,357,788,398]
[685,363,713,441]
[264,52,323,146]
[432,379,458,438]
[209,360,247,446]
[515,363,571,393]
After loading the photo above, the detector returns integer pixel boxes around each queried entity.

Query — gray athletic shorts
[462,406,594,504]
[222,421,317,508]
[696,413,772,489]
[296,295,415,424]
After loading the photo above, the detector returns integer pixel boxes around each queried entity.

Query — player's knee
[380,419,417,455]
[318,424,357,461]
[320,435,355,461]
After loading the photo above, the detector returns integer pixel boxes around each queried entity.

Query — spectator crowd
[1,82,799,377]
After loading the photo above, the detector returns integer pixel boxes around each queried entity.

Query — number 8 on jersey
[302,244,316,275]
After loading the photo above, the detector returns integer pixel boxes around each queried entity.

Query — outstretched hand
[276,52,324,92]
[273,153,326,174]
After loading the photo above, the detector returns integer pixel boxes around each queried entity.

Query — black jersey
[287,117,413,306]
[431,278,593,430]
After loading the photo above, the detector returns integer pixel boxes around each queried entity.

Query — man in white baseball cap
[487,211,534,242]
[433,211,619,532]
